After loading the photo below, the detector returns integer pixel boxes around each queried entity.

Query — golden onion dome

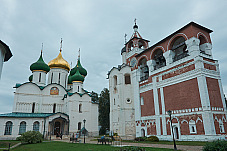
[48,51,70,71]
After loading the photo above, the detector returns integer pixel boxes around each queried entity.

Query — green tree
[91,91,99,103]
[99,88,110,135]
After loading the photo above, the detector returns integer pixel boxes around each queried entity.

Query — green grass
[122,140,207,146]
[0,140,20,148]
[10,141,173,151]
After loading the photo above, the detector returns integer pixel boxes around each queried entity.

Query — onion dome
[70,59,87,77]
[48,51,70,71]
[133,23,138,29]
[30,52,50,72]
[68,75,72,84]
[71,68,84,82]
[29,75,33,82]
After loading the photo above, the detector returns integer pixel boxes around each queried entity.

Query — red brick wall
[180,121,189,135]
[164,78,201,111]
[206,77,223,108]
[141,90,155,116]
[204,63,216,71]
[147,123,157,135]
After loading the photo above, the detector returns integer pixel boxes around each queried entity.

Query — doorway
[173,126,179,139]
[141,129,145,137]
[54,121,60,135]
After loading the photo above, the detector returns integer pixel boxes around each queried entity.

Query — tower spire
[60,38,63,52]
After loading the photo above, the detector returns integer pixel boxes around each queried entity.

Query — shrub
[134,137,146,141]
[16,131,43,144]
[203,140,227,151]
[114,133,118,136]
[147,136,159,142]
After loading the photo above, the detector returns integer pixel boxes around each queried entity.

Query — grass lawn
[10,141,174,151]
[122,140,207,146]
[0,140,20,148]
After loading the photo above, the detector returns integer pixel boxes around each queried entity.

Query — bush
[203,140,227,151]
[147,136,159,142]
[16,131,43,144]
[134,137,147,141]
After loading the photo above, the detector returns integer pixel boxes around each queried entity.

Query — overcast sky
[0,0,227,114]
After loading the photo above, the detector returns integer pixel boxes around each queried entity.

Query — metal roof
[0,112,67,118]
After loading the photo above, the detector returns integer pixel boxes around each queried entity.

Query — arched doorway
[141,129,145,137]
[54,121,61,135]
[173,126,179,139]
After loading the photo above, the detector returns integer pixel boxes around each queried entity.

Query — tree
[98,88,110,135]
[91,91,99,103]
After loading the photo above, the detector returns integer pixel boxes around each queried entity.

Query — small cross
[60,38,63,51]
[78,48,80,59]
[41,43,43,53]
[134,18,137,24]
[124,33,127,44]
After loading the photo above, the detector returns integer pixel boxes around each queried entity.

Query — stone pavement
[54,137,203,151]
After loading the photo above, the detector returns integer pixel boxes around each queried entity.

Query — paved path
[54,137,203,151]
[0,142,21,150]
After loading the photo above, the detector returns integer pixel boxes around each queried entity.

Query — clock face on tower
[130,57,137,67]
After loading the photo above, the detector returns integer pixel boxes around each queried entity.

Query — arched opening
[113,75,117,93]
[127,41,134,52]
[78,122,81,130]
[141,129,145,137]
[139,58,149,81]
[54,121,60,135]
[171,36,188,62]
[124,74,131,84]
[33,121,40,132]
[53,103,56,113]
[19,121,26,134]
[138,40,146,49]
[189,120,197,134]
[152,49,166,70]
[199,35,207,54]
[4,121,13,135]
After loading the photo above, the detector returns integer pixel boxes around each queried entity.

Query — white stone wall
[47,68,68,88]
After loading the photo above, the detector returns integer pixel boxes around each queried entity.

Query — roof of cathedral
[0,112,68,118]
[30,51,50,72]
[48,50,70,71]
[70,58,87,77]
[71,68,84,82]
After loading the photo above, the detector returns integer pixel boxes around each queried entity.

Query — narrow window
[79,104,82,113]
[125,74,131,84]
[65,75,67,88]
[33,121,39,131]
[19,121,26,134]
[189,120,197,134]
[39,73,41,82]
[51,73,53,84]
[78,122,81,130]
[58,73,61,84]
[4,121,13,135]
[78,86,79,92]
[219,121,225,133]
[141,97,144,105]
[114,99,115,105]
[32,102,35,113]
[113,76,117,87]
[53,103,56,113]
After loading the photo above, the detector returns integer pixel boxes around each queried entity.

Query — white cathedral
[0,46,99,139]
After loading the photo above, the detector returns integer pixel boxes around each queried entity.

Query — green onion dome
[29,75,33,82]
[68,75,72,84]
[71,68,84,82]
[70,59,87,77]
[30,52,50,73]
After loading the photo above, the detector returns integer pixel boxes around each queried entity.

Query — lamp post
[167,110,177,150]
[83,119,86,144]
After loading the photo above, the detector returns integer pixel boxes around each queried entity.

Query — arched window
[58,73,61,84]
[139,58,149,81]
[39,73,41,82]
[125,74,131,84]
[78,122,81,130]
[19,121,26,134]
[152,49,166,70]
[32,102,35,113]
[51,73,53,84]
[4,121,13,135]
[33,121,39,131]
[78,86,79,92]
[79,104,82,113]
[53,103,56,113]
[113,75,117,87]
[171,36,188,62]
[219,120,225,133]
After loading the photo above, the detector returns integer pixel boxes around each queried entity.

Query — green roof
[30,52,50,72]
[71,68,84,82]
[0,112,69,118]
[70,59,87,77]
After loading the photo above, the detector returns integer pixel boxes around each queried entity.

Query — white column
[185,37,200,58]
[160,87,167,135]
[163,50,174,65]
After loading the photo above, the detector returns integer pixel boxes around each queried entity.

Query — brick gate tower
[108,21,227,141]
